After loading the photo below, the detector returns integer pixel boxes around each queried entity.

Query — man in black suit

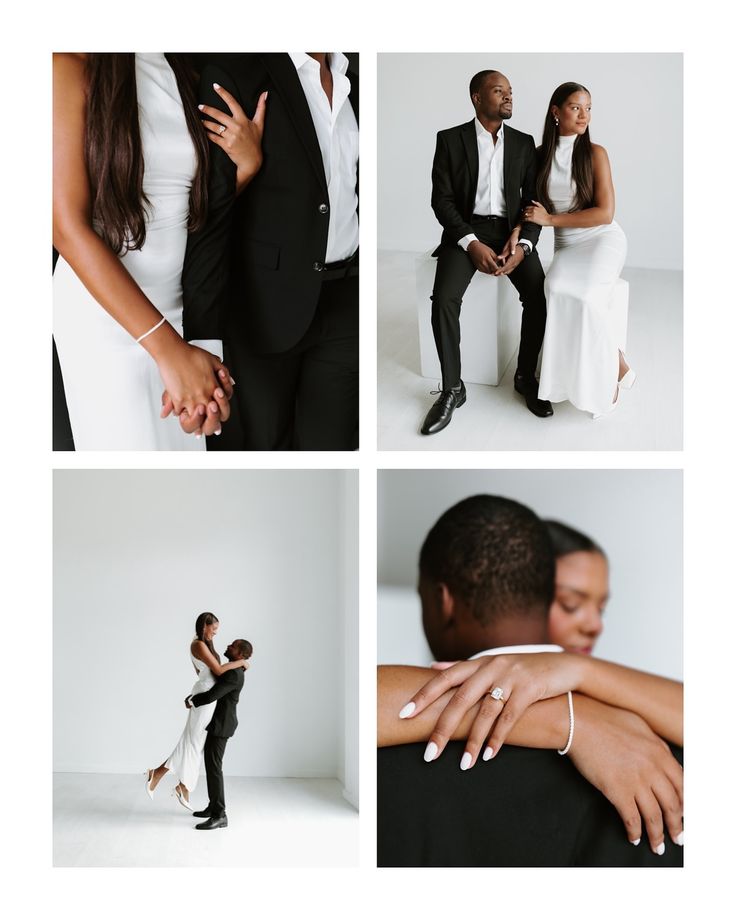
[422,69,551,434]
[377,496,684,866]
[182,53,359,451]
[186,638,253,830]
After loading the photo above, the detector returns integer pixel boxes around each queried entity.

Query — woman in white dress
[53,54,265,449]
[145,612,250,810]
[521,82,634,419]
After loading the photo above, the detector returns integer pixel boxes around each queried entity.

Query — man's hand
[494,245,525,276]
[161,366,234,437]
[570,696,684,854]
[467,240,500,274]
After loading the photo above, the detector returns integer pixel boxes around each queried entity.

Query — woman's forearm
[549,206,613,229]
[378,665,569,751]
[577,657,683,745]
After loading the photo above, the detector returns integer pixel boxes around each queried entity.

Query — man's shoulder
[504,124,535,146]
[436,120,474,141]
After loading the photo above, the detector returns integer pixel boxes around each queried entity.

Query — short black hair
[233,639,253,660]
[469,70,500,98]
[545,520,606,560]
[419,495,555,625]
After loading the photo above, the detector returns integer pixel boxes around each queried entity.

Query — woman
[521,82,632,419]
[145,612,250,809]
[380,520,683,853]
[53,53,266,449]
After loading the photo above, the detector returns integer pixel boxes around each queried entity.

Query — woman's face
[553,91,592,136]
[547,551,608,654]
[203,621,219,642]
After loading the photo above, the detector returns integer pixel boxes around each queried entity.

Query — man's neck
[476,113,503,141]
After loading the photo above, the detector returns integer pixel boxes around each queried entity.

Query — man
[186,638,253,830]
[182,53,359,450]
[422,70,551,435]
[377,496,684,866]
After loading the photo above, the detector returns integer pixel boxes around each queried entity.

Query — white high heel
[592,387,620,420]
[144,769,155,800]
[173,785,194,811]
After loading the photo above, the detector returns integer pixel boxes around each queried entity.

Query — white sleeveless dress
[164,646,217,793]
[53,53,204,451]
[537,134,628,416]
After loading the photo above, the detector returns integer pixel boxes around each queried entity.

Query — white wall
[54,470,357,781]
[379,53,682,270]
[378,470,682,680]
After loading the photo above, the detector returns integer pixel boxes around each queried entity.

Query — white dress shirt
[458,118,532,255]
[289,52,359,263]
[470,643,564,659]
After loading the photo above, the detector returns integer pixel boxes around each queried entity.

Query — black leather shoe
[514,373,553,418]
[192,809,211,818]
[195,815,228,830]
[420,382,467,435]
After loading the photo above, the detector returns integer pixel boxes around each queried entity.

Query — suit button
[313,261,324,272]
[318,203,329,214]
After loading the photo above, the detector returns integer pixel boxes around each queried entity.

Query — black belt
[471,214,506,222]
[312,250,359,281]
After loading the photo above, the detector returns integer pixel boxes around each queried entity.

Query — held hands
[158,342,234,438]
[522,200,551,226]
[398,653,586,765]
[199,84,268,192]
[495,228,523,275]
[467,240,501,274]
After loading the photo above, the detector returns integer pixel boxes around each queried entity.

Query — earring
[554,116,559,126]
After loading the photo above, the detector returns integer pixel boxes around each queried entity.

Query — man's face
[472,73,513,122]
[225,642,241,661]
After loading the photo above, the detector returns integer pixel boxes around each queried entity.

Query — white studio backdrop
[54,469,358,793]
[378,52,682,271]
[378,469,682,680]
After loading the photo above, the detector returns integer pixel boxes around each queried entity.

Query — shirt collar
[474,117,504,142]
[289,52,349,76]
[470,643,563,658]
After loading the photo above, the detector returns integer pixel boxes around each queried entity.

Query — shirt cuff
[458,233,478,251]
[189,339,223,360]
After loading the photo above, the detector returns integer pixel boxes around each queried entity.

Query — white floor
[54,773,358,867]
[378,250,683,451]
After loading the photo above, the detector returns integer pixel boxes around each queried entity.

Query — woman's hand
[497,226,521,266]
[570,696,684,853]
[398,653,586,767]
[199,84,267,193]
[522,200,552,226]
[156,340,233,434]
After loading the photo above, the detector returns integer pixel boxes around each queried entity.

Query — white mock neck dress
[537,134,628,416]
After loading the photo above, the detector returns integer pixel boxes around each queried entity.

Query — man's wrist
[459,233,479,252]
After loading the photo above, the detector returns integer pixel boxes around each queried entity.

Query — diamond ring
[489,686,505,702]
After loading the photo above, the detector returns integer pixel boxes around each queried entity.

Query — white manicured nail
[423,742,438,763]
[655,842,665,855]
[460,752,472,771]
[215,429,222,436]
[674,832,684,846]
[195,433,202,439]
[398,702,416,719]
[482,747,494,761]
[213,82,221,89]
[198,104,204,110]
[631,838,641,846]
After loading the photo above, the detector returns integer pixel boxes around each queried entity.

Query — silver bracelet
[557,691,575,755]
[135,315,166,343]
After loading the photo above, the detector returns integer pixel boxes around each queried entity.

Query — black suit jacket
[190,668,245,738]
[431,119,541,254]
[378,741,684,867]
[182,53,359,354]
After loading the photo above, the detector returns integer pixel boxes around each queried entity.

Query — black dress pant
[204,732,229,818]
[431,219,546,389]
[208,274,359,451]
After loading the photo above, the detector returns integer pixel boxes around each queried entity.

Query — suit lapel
[503,124,517,195]
[260,53,328,194]
[461,120,479,213]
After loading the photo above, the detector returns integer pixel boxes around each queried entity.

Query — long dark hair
[545,520,606,561]
[84,53,209,254]
[536,82,594,215]
[194,611,220,663]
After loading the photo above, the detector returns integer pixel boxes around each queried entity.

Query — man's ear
[437,582,456,625]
